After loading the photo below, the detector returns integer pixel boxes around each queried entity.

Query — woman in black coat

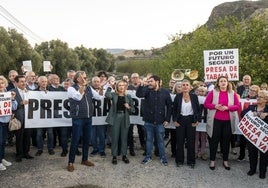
[173,79,201,168]
[241,90,268,179]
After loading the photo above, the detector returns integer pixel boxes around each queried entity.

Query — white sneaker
[0,163,7,171]
[2,159,12,166]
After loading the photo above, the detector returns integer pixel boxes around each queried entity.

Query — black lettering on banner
[28,99,39,119]
[103,98,111,116]
[40,99,52,119]
[54,99,62,118]
[63,99,70,118]
[131,98,139,115]
[93,99,102,116]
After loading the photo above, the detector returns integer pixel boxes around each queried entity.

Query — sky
[0,0,242,50]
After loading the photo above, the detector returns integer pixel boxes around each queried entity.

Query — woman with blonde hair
[105,80,135,165]
[0,76,17,171]
[241,90,268,179]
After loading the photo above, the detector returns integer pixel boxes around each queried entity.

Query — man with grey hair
[127,73,146,156]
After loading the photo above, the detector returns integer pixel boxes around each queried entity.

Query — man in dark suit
[11,75,34,162]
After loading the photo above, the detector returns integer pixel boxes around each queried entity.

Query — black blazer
[10,88,25,126]
[172,93,201,123]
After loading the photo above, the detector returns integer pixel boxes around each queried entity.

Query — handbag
[9,115,22,131]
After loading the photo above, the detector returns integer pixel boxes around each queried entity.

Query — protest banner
[204,48,239,82]
[24,91,255,134]
[0,92,12,116]
[25,90,144,128]
[238,111,268,153]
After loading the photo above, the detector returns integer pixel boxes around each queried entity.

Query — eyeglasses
[249,89,257,92]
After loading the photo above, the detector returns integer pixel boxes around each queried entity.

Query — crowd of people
[0,69,267,180]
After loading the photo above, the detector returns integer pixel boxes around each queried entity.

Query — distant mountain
[106,48,126,54]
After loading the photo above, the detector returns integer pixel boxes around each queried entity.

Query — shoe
[122,156,130,164]
[209,161,215,170]
[129,150,136,156]
[67,163,74,172]
[142,158,152,164]
[35,150,43,156]
[15,156,22,162]
[24,154,34,159]
[100,152,106,158]
[237,156,245,161]
[112,157,117,165]
[223,162,230,170]
[76,149,82,156]
[247,170,256,176]
[48,149,55,155]
[201,153,207,161]
[0,163,7,171]
[176,162,183,167]
[2,159,12,167]
[161,160,168,166]
[232,149,237,155]
[81,160,95,167]
[259,173,266,179]
[188,164,195,169]
[90,150,98,157]
[61,150,68,157]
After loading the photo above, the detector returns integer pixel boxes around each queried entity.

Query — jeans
[36,128,54,151]
[91,125,106,153]
[60,127,70,151]
[69,117,92,163]
[0,123,8,161]
[144,122,167,162]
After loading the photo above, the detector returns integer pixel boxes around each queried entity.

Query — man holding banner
[240,90,268,179]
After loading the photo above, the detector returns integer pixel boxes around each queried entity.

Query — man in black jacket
[136,75,172,166]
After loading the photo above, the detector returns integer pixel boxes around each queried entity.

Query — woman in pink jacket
[204,76,240,170]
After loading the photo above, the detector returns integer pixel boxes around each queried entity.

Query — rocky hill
[206,0,268,29]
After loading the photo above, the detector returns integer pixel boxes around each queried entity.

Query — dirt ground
[0,136,267,188]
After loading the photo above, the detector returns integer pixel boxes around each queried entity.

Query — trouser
[209,119,231,161]
[239,135,246,158]
[68,117,92,163]
[144,122,166,162]
[170,128,176,156]
[111,113,129,157]
[175,115,196,164]
[247,140,268,175]
[0,123,8,161]
[15,126,32,157]
[127,124,145,151]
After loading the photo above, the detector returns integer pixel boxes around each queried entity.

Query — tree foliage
[0,27,115,80]
[117,16,268,87]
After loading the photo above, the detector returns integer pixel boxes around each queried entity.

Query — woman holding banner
[204,76,240,170]
[0,76,17,171]
[241,90,268,179]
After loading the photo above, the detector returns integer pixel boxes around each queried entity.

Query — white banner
[0,92,12,116]
[24,91,255,134]
[238,111,268,153]
[25,91,144,128]
[204,48,239,82]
